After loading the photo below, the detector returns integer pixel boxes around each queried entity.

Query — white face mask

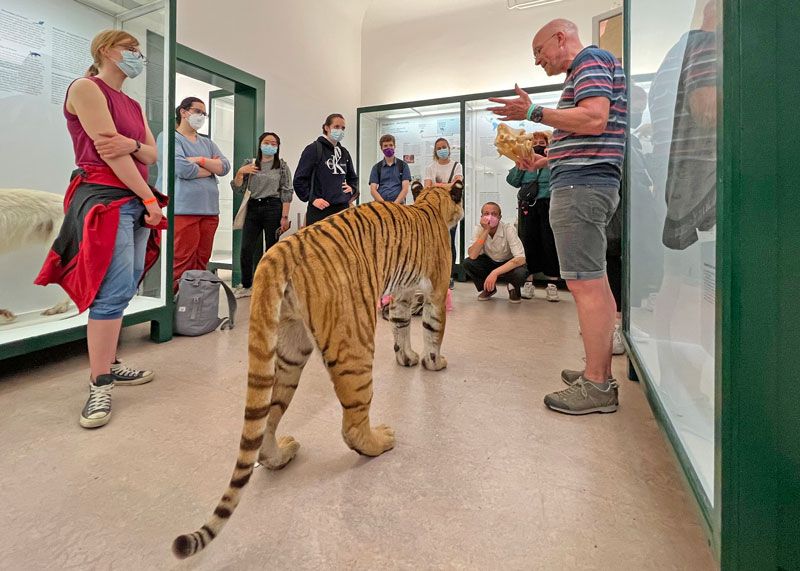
[187,113,205,131]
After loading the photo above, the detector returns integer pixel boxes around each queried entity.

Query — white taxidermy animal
[0,188,72,324]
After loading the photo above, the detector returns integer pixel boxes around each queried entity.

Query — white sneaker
[613,324,625,355]
[234,286,252,299]
[520,282,535,299]
[546,284,560,302]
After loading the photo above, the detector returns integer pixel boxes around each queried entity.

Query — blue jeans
[89,200,149,320]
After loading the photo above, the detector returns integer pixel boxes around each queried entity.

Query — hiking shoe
[546,284,560,302]
[508,284,522,304]
[234,286,252,299]
[520,282,535,299]
[110,360,154,386]
[613,324,625,355]
[561,369,614,386]
[544,378,619,415]
[478,289,496,301]
[80,375,114,428]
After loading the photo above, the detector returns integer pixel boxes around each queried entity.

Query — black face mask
[533,145,547,156]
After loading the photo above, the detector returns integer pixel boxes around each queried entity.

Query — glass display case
[0,0,175,358]
[624,2,800,565]
[358,89,563,273]
[626,0,719,504]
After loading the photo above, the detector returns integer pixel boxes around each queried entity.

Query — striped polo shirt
[548,45,627,189]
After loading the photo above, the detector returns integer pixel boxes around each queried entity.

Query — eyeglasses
[533,32,558,59]
[188,107,207,117]
[118,44,147,62]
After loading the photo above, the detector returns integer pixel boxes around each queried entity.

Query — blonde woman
[36,30,166,429]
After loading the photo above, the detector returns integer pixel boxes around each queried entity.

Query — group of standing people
[157,108,359,299]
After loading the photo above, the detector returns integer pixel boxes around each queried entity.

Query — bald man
[488,19,627,415]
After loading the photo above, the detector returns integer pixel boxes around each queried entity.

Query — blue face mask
[329,128,345,142]
[436,148,450,160]
[261,144,278,156]
[116,50,144,79]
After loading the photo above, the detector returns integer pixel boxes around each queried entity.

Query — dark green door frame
[718,0,799,568]
[176,44,265,286]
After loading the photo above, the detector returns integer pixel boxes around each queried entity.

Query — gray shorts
[549,184,620,281]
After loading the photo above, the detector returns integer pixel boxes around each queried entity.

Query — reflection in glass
[628,0,718,500]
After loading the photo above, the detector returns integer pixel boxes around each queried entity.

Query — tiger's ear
[411,181,424,201]
[450,180,464,204]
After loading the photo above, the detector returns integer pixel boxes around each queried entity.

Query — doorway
[173,46,265,286]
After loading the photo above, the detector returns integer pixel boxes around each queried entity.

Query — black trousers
[240,197,282,288]
[462,254,528,292]
[450,226,457,273]
[305,201,349,226]
[518,198,560,278]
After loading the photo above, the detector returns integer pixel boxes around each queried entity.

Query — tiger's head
[410,180,464,229]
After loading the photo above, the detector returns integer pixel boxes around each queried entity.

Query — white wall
[177,0,369,227]
[361,0,615,106]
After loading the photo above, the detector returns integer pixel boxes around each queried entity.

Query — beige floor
[0,284,715,570]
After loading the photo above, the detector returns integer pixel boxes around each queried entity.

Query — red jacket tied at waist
[34,165,169,313]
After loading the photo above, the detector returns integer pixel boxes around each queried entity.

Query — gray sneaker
[561,369,615,386]
[561,369,584,386]
[544,378,619,415]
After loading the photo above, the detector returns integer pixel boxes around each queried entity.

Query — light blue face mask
[329,128,345,142]
[261,144,278,156]
[436,148,450,160]
[116,50,144,79]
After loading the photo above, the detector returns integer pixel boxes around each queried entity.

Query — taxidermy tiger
[173,181,464,559]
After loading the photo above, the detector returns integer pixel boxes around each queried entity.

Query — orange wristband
[476,239,485,244]
[142,197,157,205]
[199,157,206,168]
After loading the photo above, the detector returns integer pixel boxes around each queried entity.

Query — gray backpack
[174,270,237,336]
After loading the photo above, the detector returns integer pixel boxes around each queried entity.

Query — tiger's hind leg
[327,353,395,457]
[389,288,419,367]
[421,288,448,371]
[258,315,313,470]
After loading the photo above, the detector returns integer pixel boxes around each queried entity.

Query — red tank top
[64,76,148,181]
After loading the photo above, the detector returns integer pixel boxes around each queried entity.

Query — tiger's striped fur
[172,182,464,559]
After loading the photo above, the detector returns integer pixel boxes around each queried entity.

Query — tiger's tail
[172,242,299,559]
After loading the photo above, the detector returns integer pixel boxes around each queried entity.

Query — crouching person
[463,202,527,303]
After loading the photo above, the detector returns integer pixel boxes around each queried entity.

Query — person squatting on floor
[463,202,528,304]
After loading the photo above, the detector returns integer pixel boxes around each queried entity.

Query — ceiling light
[507,0,564,9]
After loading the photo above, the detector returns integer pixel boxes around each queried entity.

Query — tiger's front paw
[394,346,419,367]
[422,353,447,371]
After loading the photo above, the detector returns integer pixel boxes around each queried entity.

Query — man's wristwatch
[131,139,141,154]
[531,105,544,123]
